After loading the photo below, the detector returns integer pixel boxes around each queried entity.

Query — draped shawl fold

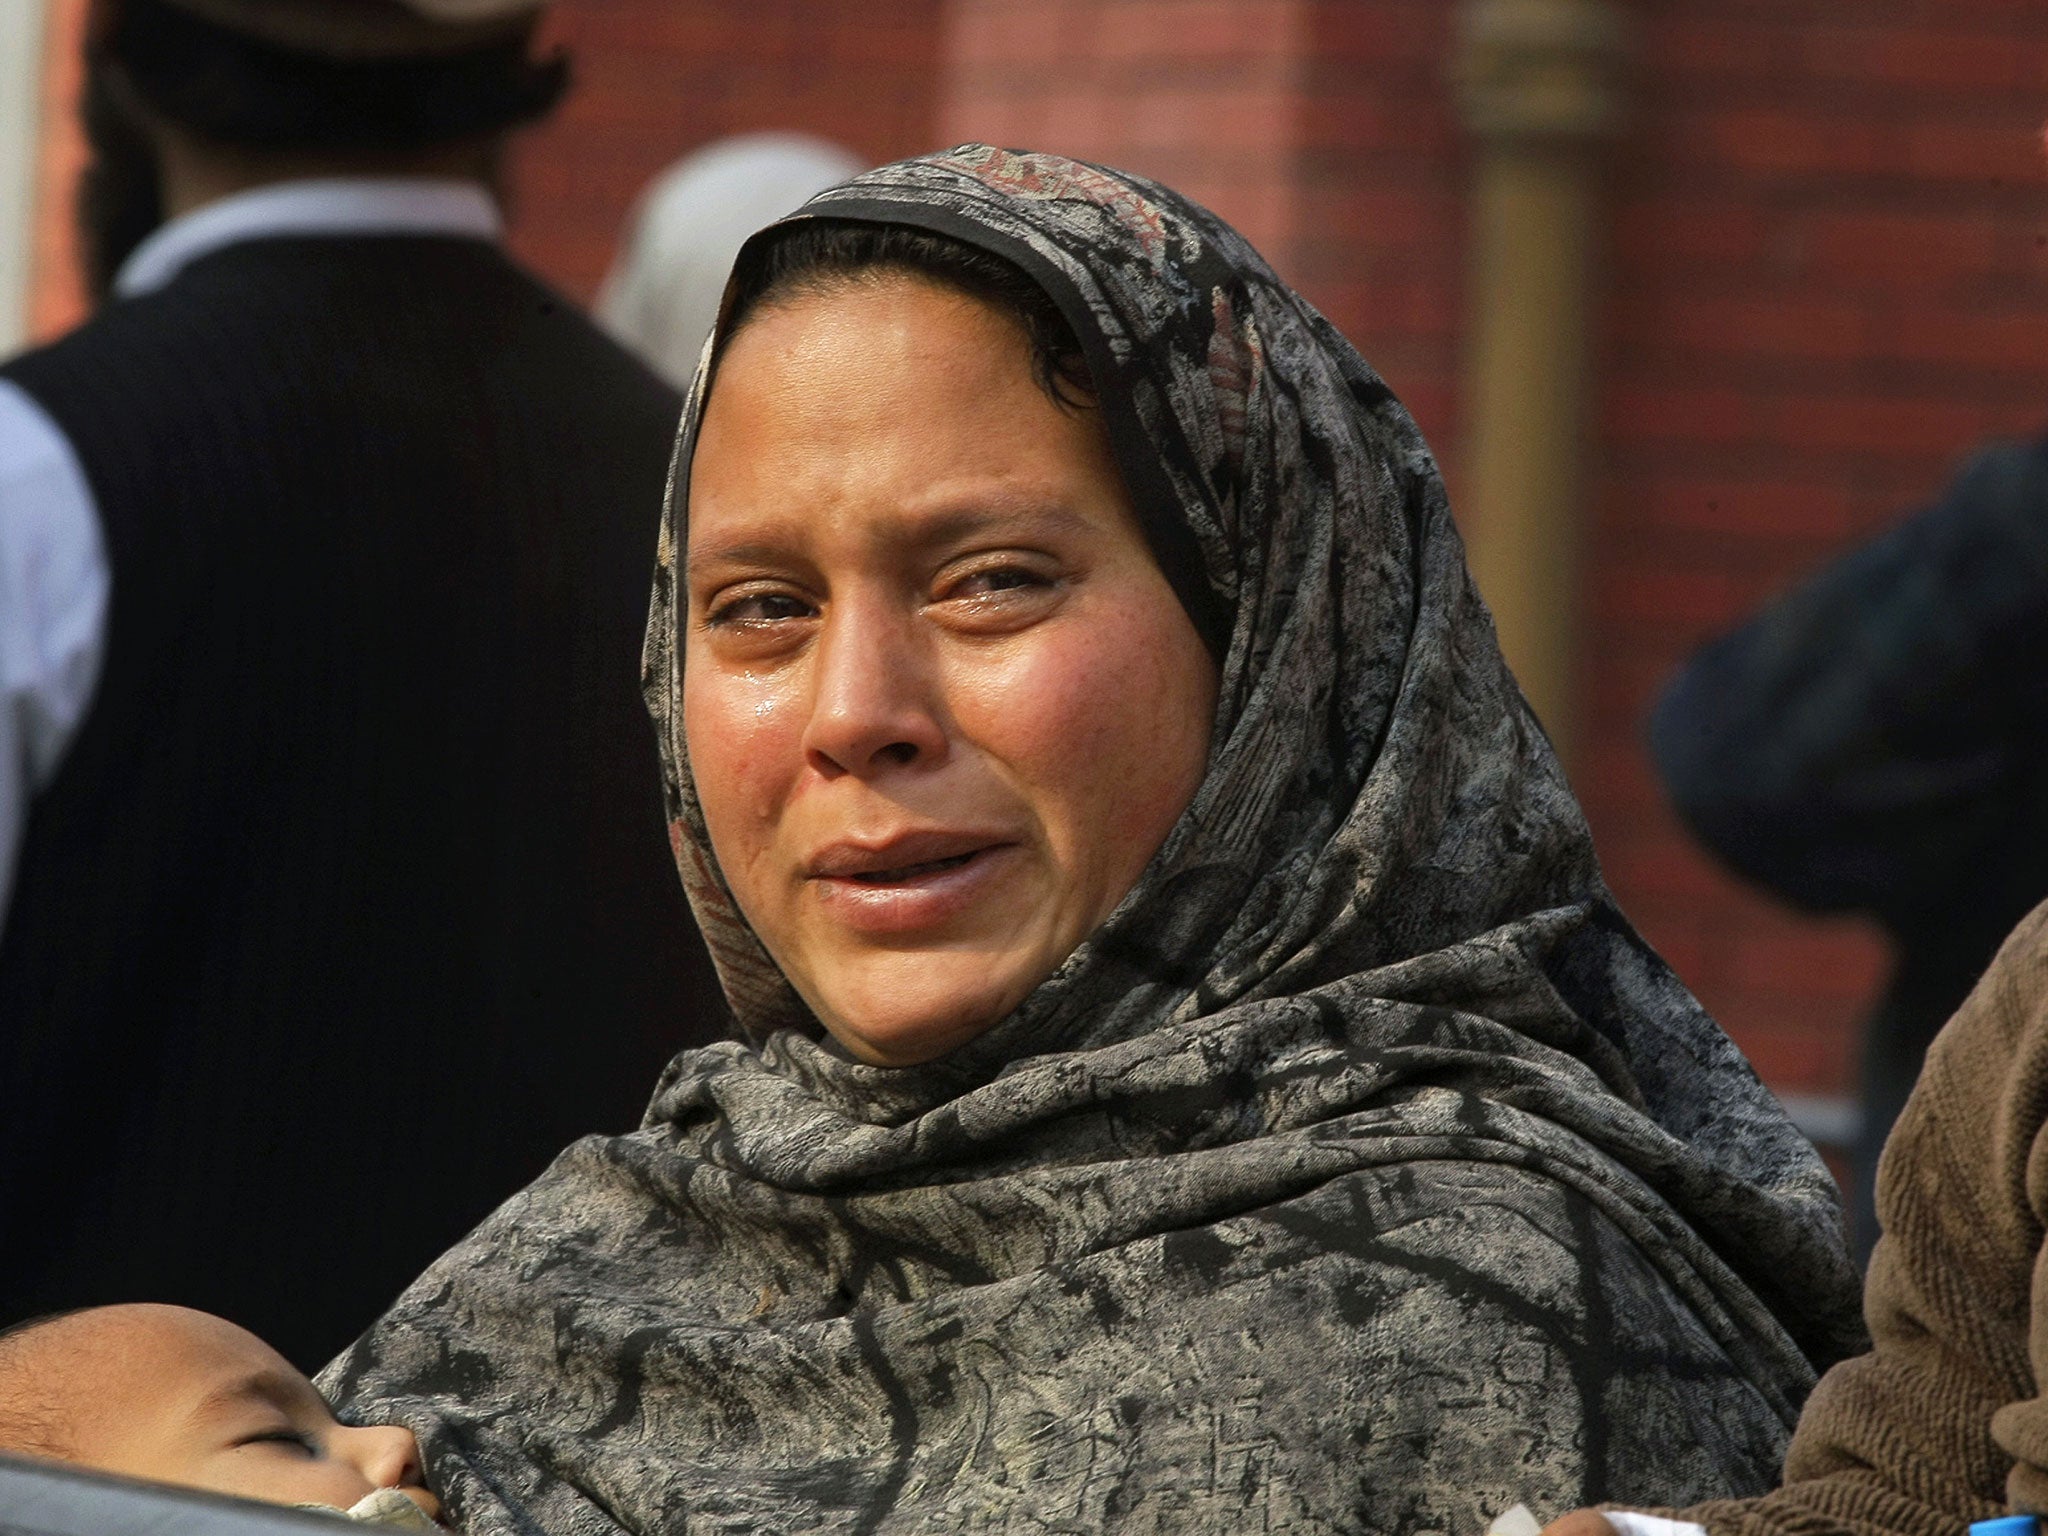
[326,147,1863,1535]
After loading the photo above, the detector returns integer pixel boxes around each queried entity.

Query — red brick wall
[938,1,1310,261]
[936,0,1465,444]
[28,2,2048,1120]
[1584,1,2048,1096]
[30,0,86,340]
[509,0,943,303]
[1293,1,1466,452]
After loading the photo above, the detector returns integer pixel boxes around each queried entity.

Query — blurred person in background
[597,131,863,388]
[1648,436,2048,1262]
[0,0,724,1367]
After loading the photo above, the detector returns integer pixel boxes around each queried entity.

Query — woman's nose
[800,604,947,777]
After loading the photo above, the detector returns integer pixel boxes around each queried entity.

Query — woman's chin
[810,963,1035,1068]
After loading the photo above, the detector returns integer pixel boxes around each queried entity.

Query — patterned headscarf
[326,147,1862,1536]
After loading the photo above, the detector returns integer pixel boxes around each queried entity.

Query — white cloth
[1486,1505,1707,1536]
[596,134,861,388]
[114,177,501,299]
[0,178,504,937]
[0,379,104,926]
[297,1487,443,1528]
[1606,1514,1710,1536]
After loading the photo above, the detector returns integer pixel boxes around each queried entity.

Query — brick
[1307,0,1451,69]
[1642,18,1778,83]
[1298,273,1458,344]
[1651,17,2043,99]
[1761,393,2011,459]
[1387,376,1458,449]
[1592,552,1784,632]
[1110,83,1302,159]
[494,0,944,307]
[1613,200,1775,272]
[1571,738,1666,819]
[1611,291,1871,365]
[1898,117,2048,185]
[1298,89,1458,159]
[1601,831,1752,906]
[1622,474,1864,544]
[1674,107,1894,180]
[937,89,1121,158]
[1719,1023,1858,1099]
[1728,926,1892,1000]
[29,0,87,341]
[1794,208,2003,287]
[1804,24,2039,94]
[1604,384,1756,448]
[945,0,1096,69]
[1094,0,1305,69]
[1876,305,2048,375]
[1298,184,1460,252]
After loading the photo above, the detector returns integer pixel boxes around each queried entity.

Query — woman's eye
[705,590,812,628]
[946,564,1050,600]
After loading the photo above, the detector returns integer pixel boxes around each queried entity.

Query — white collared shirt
[0,178,504,931]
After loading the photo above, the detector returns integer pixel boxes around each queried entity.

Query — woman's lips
[846,850,976,883]
[806,838,1018,935]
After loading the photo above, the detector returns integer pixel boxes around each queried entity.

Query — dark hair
[720,221,1096,410]
[77,63,165,303]
[101,0,569,153]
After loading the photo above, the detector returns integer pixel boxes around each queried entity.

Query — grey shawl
[325,146,1863,1536]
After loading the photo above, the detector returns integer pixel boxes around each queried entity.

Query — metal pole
[1453,0,1629,762]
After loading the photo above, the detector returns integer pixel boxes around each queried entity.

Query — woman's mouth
[847,852,979,884]
[807,838,1017,934]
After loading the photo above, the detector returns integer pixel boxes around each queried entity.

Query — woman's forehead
[712,272,1031,397]
[688,283,1129,556]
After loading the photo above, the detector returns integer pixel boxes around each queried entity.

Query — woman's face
[684,273,1218,1066]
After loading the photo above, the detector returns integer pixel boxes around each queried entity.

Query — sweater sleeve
[1675,901,2048,1536]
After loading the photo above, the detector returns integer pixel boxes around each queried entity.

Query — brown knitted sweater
[1684,900,2048,1536]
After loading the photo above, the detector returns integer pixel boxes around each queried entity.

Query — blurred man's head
[79,0,566,299]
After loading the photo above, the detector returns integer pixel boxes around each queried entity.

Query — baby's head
[0,1304,440,1523]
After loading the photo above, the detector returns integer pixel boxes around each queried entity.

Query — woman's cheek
[684,665,804,862]
[963,611,1171,807]
[985,592,1214,885]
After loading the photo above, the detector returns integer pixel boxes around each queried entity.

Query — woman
[326,146,1862,1535]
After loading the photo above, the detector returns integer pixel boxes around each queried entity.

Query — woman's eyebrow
[685,539,800,577]
[688,502,1095,577]
[892,500,1095,552]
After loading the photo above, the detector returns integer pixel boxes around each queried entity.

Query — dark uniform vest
[0,234,724,1366]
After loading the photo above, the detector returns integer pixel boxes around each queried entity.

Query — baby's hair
[0,1309,87,1458]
